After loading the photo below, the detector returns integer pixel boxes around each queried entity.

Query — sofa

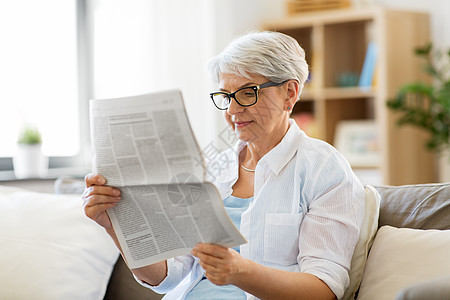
[0,182,449,300]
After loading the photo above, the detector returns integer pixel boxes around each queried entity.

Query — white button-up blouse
[139,119,366,300]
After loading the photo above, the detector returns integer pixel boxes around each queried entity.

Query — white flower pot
[13,144,48,179]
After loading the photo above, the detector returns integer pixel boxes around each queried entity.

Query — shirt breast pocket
[263,213,303,266]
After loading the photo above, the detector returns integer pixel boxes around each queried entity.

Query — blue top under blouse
[185,195,253,300]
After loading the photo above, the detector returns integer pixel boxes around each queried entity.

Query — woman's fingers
[83,193,121,206]
[193,243,227,258]
[193,251,218,266]
[191,244,229,271]
[82,190,120,229]
[85,173,106,187]
[83,202,116,229]
[84,202,117,217]
[82,173,120,229]
[191,243,246,285]
[83,185,121,199]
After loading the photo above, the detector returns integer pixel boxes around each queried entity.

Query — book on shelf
[359,42,378,88]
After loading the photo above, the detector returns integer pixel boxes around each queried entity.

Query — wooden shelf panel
[299,88,315,100]
[263,7,378,29]
[323,86,375,99]
[300,87,375,100]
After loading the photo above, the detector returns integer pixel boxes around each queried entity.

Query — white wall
[359,0,450,48]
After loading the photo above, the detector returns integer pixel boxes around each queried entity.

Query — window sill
[0,167,89,182]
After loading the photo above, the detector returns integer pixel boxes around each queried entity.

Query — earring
[286,106,291,110]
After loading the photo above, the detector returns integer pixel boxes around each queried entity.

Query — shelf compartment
[323,97,374,144]
[281,27,313,63]
[323,20,373,88]
[276,27,316,88]
[294,99,315,115]
[292,100,321,138]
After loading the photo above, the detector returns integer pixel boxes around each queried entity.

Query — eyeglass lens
[212,87,257,109]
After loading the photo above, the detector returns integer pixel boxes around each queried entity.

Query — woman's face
[219,73,295,146]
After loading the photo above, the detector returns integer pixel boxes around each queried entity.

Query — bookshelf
[264,7,436,185]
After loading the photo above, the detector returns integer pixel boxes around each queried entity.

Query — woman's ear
[285,80,299,111]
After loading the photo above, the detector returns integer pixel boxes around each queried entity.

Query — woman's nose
[226,97,244,116]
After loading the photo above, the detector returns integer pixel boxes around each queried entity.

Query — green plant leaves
[387,43,450,154]
[18,127,42,144]
[414,43,432,56]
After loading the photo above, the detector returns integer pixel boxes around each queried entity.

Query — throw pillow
[375,183,450,230]
[357,225,450,300]
[395,275,450,300]
[342,185,380,300]
[0,186,119,300]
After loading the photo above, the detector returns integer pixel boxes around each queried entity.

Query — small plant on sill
[387,43,450,155]
[17,126,42,144]
[14,126,46,179]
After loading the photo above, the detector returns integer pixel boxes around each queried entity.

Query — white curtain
[89,0,218,148]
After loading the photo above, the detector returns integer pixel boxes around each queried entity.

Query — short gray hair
[207,31,309,97]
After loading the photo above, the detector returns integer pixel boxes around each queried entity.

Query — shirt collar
[260,119,303,176]
[213,119,304,184]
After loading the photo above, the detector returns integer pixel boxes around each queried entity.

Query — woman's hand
[191,243,248,286]
[82,174,169,286]
[82,173,121,229]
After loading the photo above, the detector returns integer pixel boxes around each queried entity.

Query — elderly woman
[83,31,365,300]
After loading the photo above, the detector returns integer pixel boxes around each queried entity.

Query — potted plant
[387,43,450,181]
[13,126,48,179]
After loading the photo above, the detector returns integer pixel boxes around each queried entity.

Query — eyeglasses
[209,80,288,110]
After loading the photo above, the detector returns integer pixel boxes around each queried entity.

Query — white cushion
[0,186,119,300]
[395,275,450,300]
[357,225,450,300]
[342,185,380,300]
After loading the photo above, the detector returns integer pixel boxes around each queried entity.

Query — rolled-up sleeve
[298,153,365,299]
[134,255,196,294]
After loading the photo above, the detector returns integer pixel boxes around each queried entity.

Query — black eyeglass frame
[209,80,289,110]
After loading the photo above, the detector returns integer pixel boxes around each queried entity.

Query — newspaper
[89,90,247,269]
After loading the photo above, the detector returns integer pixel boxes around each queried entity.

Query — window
[0,0,80,159]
